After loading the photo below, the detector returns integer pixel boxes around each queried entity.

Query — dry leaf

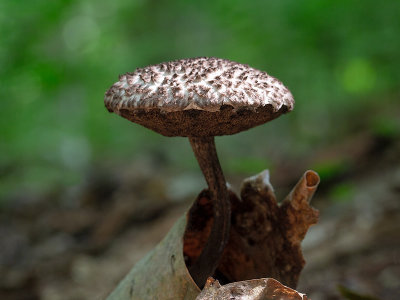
[107,169,319,299]
[106,215,200,299]
[196,277,309,300]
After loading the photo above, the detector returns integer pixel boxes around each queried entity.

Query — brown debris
[184,170,320,289]
[196,277,308,300]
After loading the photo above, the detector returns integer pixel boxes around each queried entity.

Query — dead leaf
[106,215,200,299]
[107,169,319,299]
[196,277,309,300]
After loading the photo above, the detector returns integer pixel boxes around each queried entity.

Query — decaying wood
[108,169,319,299]
[196,277,308,300]
[184,170,320,288]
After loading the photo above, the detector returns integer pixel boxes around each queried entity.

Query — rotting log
[107,170,319,299]
[184,170,320,288]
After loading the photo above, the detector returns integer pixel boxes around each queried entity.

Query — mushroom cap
[105,57,294,137]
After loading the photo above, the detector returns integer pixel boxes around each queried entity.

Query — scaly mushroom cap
[105,57,294,137]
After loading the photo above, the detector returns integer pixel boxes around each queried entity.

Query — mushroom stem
[188,136,231,287]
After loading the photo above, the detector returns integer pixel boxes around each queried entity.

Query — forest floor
[1,129,399,300]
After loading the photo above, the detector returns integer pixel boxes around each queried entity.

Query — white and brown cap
[105,57,294,137]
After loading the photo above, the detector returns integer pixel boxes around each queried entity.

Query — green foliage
[329,183,356,203]
[1,0,399,197]
[311,159,350,182]
[338,285,380,300]
[225,157,272,175]
[371,117,400,139]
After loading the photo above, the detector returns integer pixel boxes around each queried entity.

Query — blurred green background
[1,1,400,299]
[1,0,399,201]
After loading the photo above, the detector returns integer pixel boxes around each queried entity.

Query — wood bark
[107,169,319,299]
[184,170,319,288]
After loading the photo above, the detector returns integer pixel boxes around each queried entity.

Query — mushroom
[104,57,294,287]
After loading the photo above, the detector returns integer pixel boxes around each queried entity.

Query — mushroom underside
[112,105,289,137]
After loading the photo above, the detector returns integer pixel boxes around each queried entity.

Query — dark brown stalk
[188,136,231,288]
